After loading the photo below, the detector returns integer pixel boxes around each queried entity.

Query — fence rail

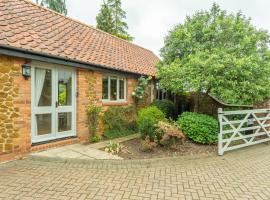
[218,108,270,155]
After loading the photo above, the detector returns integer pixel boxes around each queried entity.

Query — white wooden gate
[218,108,270,155]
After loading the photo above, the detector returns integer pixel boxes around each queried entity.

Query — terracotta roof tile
[0,0,159,76]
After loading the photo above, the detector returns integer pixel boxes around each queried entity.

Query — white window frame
[102,75,127,102]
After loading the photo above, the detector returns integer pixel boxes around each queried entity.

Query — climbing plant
[132,76,151,104]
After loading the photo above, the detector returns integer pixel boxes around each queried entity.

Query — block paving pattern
[1,144,270,200]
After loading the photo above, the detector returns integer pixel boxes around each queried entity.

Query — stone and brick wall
[0,55,31,161]
[0,55,151,162]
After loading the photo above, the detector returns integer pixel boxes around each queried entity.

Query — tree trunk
[193,93,199,113]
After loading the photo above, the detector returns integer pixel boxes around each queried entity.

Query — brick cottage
[0,0,159,161]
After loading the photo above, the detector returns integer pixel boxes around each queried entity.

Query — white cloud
[32,0,270,57]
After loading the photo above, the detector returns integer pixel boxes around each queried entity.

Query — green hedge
[137,106,166,142]
[178,112,218,144]
[151,100,176,119]
[103,105,138,139]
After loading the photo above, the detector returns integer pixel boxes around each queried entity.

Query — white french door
[31,62,76,143]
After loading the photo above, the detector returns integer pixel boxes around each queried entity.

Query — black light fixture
[22,64,31,79]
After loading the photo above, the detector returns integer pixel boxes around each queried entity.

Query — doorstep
[30,143,122,160]
[31,137,80,152]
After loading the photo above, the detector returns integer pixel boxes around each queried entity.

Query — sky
[33,0,270,57]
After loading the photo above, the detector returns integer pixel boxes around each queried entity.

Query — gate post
[218,108,223,156]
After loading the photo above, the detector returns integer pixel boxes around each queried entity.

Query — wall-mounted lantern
[22,64,31,79]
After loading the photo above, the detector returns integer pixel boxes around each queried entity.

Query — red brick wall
[77,68,140,138]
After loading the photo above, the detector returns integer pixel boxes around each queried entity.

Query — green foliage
[36,0,67,15]
[104,130,135,140]
[137,106,166,142]
[87,105,102,136]
[178,112,218,144]
[158,3,270,105]
[132,76,151,103]
[58,84,67,105]
[151,100,176,119]
[90,135,102,143]
[96,2,114,33]
[96,0,133,41]
[103,105,138,139]
[58,91,66,105]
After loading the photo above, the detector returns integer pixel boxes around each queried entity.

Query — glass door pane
[35,68,52,106]
[57,69,74,134]
[58,112,72,132]
[34,68,53,138]
[58,70,72,106]
[36,114,52,135]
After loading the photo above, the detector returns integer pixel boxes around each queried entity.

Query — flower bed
[117,138,217,160]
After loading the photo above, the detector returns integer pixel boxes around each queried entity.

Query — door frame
[31,61,77,144]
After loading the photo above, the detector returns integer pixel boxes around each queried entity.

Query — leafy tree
[36,0,67,15]
[96,0,133,41]
[158,3,270,108]
[96,1,114,33]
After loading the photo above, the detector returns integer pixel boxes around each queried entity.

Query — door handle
[56,101,59,108]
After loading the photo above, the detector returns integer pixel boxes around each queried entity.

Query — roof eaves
[0,44,151,77]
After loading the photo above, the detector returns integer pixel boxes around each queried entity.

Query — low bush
[140,138,158,152]
[151,100,176,119]
[90,135,102,143]
[137,106,166,142]
[155,121,186,147]
[178,112,218,144]
[105,141,122,154]
[104,130,135,140]
[103,105,138,139]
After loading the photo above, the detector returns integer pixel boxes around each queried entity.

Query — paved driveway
[1,144,270,200]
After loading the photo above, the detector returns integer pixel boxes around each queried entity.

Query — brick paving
[1,144,270,200]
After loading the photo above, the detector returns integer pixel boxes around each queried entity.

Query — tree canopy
[36,0,67,15]
[96,0,133,41]
[96,2,114,34]
[158,3,270,105]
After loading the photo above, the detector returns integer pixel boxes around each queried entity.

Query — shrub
[104,130,135,140]
[155,121,186,147]
[132,76,151,103]
[178,112,218,144]
[151,100,176,119]
[138,106,166,142]
[140,138,157,152]
[103,105,138,139]
[87,105,102,136]
[105,141,122,154]
[90,135,102,143]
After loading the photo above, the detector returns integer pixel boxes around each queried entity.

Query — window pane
[36,114,51,135]
[58,112,72,132]
[35,68,52,107]
[110,77,117,100]
[102,77,109,99]
[119,78,125,99]
[58,71,72,106]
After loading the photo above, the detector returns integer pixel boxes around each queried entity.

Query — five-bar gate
[218,108,270,155]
